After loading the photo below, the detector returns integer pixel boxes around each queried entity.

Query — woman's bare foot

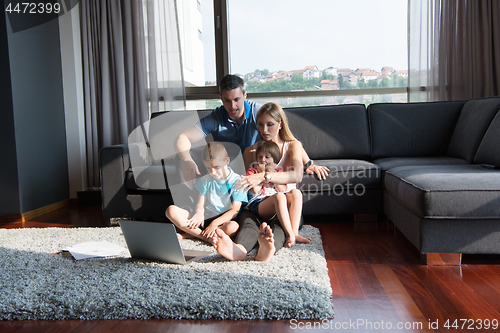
[296,234,312,244]
[255,222,276,261]
[212,229,247,261]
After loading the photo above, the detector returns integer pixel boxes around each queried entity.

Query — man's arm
[175,125,206,183]
[175,125,206,161]
[243,142,258,171]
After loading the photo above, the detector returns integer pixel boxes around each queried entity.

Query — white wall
[59,5,87,198]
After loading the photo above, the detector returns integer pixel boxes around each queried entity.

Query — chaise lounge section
[380,98,500,264]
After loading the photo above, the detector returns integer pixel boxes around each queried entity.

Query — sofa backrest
[147,110,210,162]
[474,108,500,165]
[368,101,465,159]
[285,104,370,160]
[447,97,500,163]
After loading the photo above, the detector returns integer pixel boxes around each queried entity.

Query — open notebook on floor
[119,220,213,264]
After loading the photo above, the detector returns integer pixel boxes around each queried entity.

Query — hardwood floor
[2,204,500,332]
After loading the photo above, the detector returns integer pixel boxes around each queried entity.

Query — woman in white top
[243,104,312,248]
[213,102,324,261]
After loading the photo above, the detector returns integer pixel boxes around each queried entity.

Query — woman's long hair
[257,102,297,142]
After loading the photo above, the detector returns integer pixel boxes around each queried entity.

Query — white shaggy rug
[0,225,333,320]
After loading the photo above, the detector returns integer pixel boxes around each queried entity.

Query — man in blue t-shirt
[175,75,261,184]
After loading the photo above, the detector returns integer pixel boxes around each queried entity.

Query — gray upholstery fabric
[421,218,500,254]
[385,191,500,254]
[368,101,465,158]
[298,159,381,192]
[384,165,500,218]
[99,145,173,220]
[303,188,383,215]
[384,191,422,250]
[474,110,500,165]
[373,156,468,172]
[285,105,370,160]
[447,97,500,162]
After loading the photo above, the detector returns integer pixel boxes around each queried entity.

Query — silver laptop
[119,220,213,264]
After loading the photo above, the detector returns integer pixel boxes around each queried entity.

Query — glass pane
[250,92,407,108]
[185,99,222,111]
[182,93,407,111]
[177,0,216,87]
[228,0,408,93]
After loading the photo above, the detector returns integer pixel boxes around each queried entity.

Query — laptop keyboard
[184,255,196,261]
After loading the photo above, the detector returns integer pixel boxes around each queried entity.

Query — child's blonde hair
[257,102,297,142]
[202,142,228,162]
[256,141,281,164]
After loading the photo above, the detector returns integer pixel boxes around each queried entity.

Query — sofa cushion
[373,156,468,172]
[368,101,465,158]
[128,165,169,190]
[285,104,370,160]
[303,188,383,215]
[447,97,500,162]
[298,159,381,193]
[474,109,500,166]
[384,165,500,218]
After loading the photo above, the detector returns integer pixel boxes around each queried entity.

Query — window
[177,0,215,88]
[180,0,408,107]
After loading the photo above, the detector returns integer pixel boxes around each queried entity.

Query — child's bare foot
[296,234,312,244]
[212,229,247,261]
[256,222,276,261]
[286,235,296,248]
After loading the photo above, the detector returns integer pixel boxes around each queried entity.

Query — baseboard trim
[0,214,23,223]
[0,199,72,223]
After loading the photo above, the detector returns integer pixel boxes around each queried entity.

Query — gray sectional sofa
[100,96,500,264]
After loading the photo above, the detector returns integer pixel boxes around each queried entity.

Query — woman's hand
[307,164,330,180]
[236,173,264,192]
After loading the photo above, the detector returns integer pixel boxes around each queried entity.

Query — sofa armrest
[129,142,151,168]
[99,144,131,218]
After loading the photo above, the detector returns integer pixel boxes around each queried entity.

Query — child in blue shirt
[166,142,248,243]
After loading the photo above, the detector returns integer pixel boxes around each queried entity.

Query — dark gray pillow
[285,104,370,160]
[474,110,500,165]
[447,97,500,162]
[368,101,465,158]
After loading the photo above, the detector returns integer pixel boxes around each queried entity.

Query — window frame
[184,0,408,102]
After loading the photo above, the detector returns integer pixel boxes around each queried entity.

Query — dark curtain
[80,0,149,188]
[409,0,500,102]
[442,0,500,100]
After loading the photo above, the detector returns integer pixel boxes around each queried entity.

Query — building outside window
[176,0,408,110]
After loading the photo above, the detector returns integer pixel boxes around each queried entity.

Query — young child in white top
[246,141,308,247]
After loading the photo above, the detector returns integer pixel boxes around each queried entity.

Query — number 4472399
[444,319,498,330]
[5,2,61,14]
